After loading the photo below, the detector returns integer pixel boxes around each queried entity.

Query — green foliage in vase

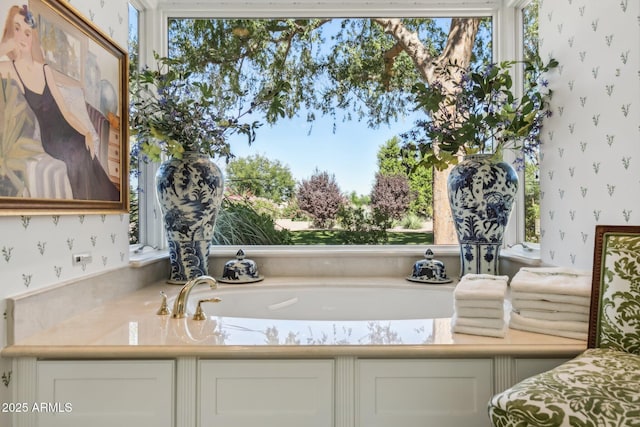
[404,58,558,171]
[130,54,288,162]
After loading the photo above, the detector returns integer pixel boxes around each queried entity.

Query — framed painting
[0,0,128,214]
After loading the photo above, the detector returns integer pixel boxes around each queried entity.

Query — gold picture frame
[0,0,128,214]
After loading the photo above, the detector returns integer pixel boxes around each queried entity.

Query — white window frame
[132,0,531,251]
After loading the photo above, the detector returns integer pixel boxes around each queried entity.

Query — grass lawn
[289,230,434,245]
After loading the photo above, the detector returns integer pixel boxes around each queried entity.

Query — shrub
[400,212,425,230]
[370,173,413,228]
[279,197,310,221]
[213,197,292,245]
[248,196,281,219]
[296,169,345,228]
[336,205,389,244]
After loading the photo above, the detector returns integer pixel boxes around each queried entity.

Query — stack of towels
[452,274,509,338]
[509,267,592,340]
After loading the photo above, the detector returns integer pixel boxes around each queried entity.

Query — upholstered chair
[488,225,640,426]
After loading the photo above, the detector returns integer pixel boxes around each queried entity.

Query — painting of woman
[0,4,119,201]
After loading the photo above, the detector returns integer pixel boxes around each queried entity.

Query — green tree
[377,137,407,176]
[348,191,370,207]
[226,154,296,203]
[377,136,432,218]
[523,0,542,243]
[524,158,540,243]
[167,18,489,127]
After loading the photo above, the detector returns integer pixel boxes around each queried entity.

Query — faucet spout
[171,275,218,319]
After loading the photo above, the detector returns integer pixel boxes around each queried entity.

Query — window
[522,0,541,243]
[132,2,534,250]
[128,2,140,244]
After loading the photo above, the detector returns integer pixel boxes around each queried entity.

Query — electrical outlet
[72,252,92,266]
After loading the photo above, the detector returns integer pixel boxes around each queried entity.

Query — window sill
[500,244,543,266]
[129,245,168,268]
[128,244,543,278]
[128,244,461,268]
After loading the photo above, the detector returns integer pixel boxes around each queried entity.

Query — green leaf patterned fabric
[488,348,640,426]
[595,233,640,355]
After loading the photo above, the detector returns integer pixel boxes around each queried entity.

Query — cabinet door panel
[199,360,333,427]
[358,359,492,427]
[37,360,174,427]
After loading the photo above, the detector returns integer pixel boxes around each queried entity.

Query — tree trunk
[432,18,480,244]
[432,165,454,244]
[374,17,480,244]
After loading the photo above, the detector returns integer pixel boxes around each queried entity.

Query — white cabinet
[357,359,493,427]
[198,359,334,427]
[36,360,174,427]
[9,355,577,427]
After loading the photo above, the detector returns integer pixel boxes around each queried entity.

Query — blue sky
[226,112,419,196]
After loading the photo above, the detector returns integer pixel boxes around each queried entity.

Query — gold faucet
[171,275,218,319]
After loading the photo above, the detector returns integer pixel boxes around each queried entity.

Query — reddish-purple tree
[296,170,345,228]
[370,173,413,227]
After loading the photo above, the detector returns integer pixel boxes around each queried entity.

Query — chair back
[588,225,640,354]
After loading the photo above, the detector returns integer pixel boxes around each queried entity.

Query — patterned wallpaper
[0,1,130,423]
[539,0,640,270]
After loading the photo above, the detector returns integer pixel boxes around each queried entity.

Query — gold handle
[156,291,170,315]
[192,297,222,321]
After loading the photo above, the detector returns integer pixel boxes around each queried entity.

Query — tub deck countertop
[2,278,587,359]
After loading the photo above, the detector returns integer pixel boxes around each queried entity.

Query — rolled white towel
[511,290,591,307]
[455,298,504,309]
[517,309,588,322]
[452,322,507,338]
[509,311,588,333]
[455,306,503,319]
[454,274,509,300]
[510,267,591,297]
[512,299,590,314]
[452,314,505,330]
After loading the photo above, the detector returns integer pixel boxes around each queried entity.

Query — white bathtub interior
[172,283,455,345]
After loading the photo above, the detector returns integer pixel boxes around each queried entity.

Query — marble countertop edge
[1,342,586,359]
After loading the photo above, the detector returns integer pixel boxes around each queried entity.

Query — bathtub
[190,283,454,320]
[177,282,455,346]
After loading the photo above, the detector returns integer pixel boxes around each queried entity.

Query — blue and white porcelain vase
[156,152,224,284]
[447,153,518,276]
